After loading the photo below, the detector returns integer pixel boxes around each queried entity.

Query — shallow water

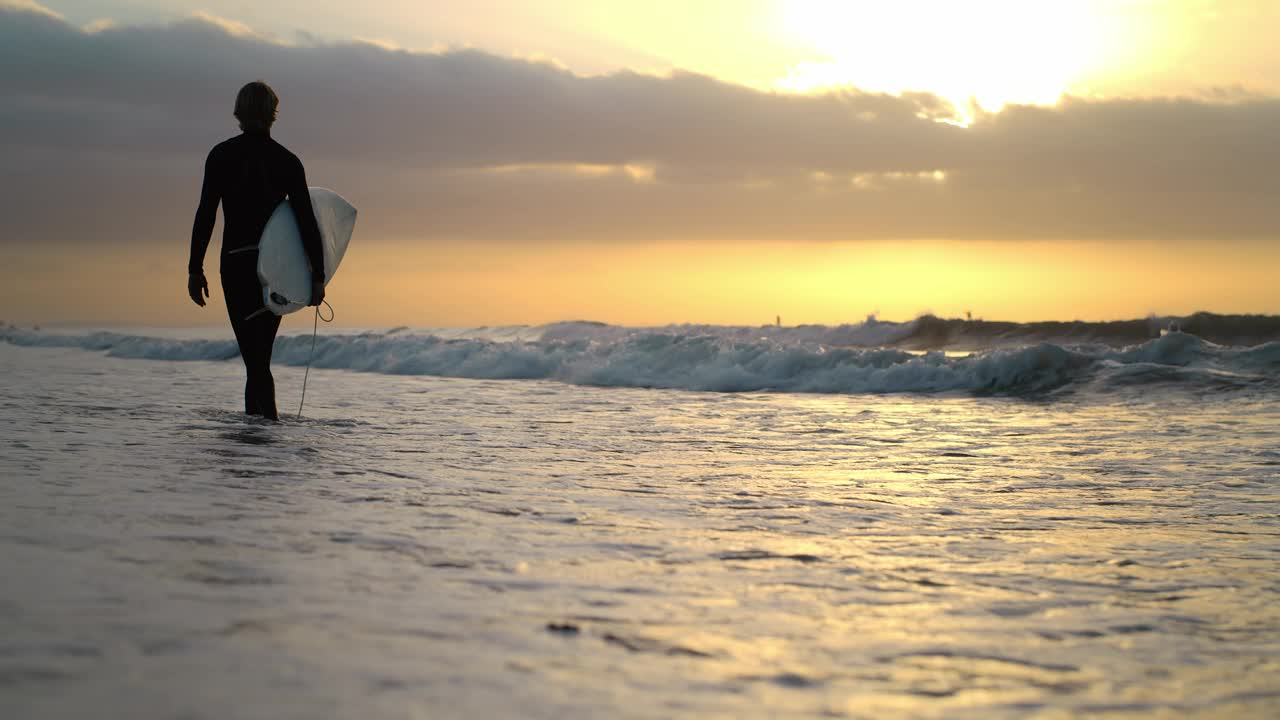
[2,343,1279,718]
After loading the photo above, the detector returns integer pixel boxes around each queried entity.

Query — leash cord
[297,299,334,419]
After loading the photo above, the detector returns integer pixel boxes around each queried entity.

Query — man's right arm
[189,148,221,277]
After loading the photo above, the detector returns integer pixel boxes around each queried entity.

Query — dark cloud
[2,2,1278,249]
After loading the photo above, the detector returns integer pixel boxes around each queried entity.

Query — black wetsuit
[189,131,325,419]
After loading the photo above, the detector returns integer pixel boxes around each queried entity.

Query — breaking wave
[5,317,1279,397]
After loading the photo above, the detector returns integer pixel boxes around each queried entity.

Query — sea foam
[5,323,1277,396]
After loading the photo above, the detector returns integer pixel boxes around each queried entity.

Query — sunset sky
[2,0,1278,327]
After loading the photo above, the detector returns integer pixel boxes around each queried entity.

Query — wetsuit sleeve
[189,148,221,275]
[289,157,326,283]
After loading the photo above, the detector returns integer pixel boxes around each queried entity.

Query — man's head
[234,81,279,133]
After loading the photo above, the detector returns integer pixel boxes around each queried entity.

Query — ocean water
[2,320,1279,719]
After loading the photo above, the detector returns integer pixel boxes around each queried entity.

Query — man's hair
[234,81,279,132]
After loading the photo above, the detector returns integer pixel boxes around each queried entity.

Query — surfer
[188,81,325,420]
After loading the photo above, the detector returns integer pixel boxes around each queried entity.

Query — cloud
[1,0,58,19]
[187,11,265,40]
[1,1,1278,251]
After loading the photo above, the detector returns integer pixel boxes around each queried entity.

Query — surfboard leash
[297,299,335,419]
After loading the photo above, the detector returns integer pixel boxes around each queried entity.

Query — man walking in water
[188,81,325,420]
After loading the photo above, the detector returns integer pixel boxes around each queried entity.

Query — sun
[776,0,1109,114]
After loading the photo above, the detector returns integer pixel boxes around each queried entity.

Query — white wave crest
[5,325,1277,396]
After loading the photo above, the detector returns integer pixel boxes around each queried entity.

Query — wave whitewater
[5,314,1280,396]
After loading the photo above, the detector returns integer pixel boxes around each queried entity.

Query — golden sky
[2,1,1278,326]
[38,1,1280,100]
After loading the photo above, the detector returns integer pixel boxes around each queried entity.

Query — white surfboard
[257,187,357,315]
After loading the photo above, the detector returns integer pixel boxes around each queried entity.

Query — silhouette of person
[188,81,325,420]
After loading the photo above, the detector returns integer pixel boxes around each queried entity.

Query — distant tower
[965,310,972,321]
[776,315,781,327]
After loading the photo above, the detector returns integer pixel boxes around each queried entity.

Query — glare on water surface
[1,345,1278,718]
